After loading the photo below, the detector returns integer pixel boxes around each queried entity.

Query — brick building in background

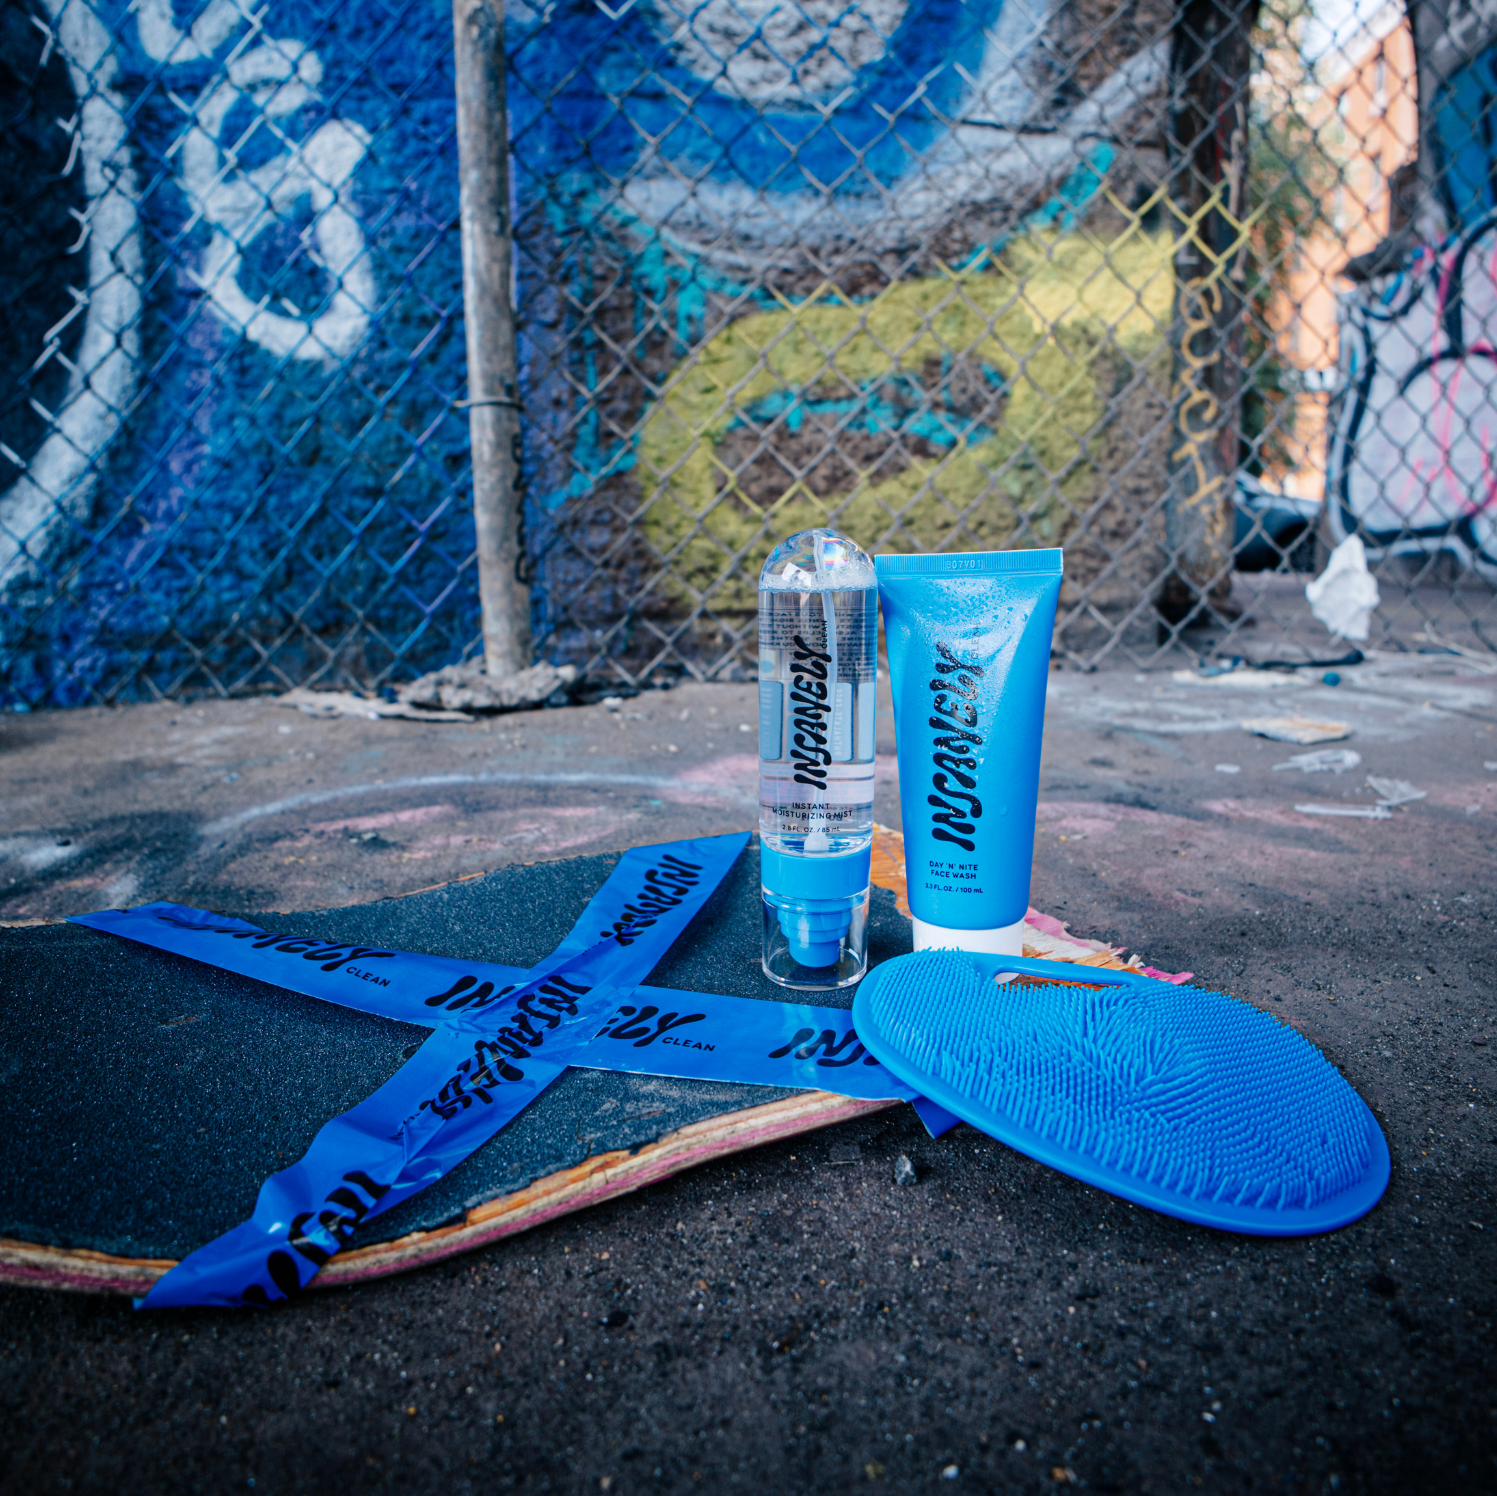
[1269,4,1419,501]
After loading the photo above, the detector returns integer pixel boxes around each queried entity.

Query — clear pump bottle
[758,528,878,989]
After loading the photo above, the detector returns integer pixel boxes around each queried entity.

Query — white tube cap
[911,915,1026,956]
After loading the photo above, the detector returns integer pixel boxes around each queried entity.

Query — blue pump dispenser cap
[760,845,871,898]
[761,846,871,967]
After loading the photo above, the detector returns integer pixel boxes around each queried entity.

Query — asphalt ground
[1,655,1495,1495]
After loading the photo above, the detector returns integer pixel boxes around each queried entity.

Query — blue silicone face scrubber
[853,952,1389,1235]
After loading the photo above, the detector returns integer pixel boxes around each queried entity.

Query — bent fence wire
[1,0,1494,708]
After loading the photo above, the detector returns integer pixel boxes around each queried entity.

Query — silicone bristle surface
[867,953,1372,1214]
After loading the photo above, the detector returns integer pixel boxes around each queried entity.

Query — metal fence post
[453,0,531,676]
[1163,0,1260,631]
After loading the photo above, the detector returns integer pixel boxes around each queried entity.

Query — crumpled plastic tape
[71,834,955,1308]
[74,834,750,1307]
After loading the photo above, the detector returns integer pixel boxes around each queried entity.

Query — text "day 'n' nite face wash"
[758,528,877,990]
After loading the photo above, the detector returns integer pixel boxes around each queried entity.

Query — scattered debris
[829,1144,862,1165]
[1306,534,1379,641]
[769,1322,805,1354]
[398,659,578,713]
[1413,631,1497,672]
[893,1154,917,1187]
[1243,715,1351,745]
[1294,803,1393,820]
[1468,804,1483,815]
[1214,763,1241,774]
[1322,670,1342,686]
[1486,762,1497,772]
[602,696,624,710]
[276,688,472,723]
[1171,666,1305,690]
[1366,776,1426,807]
[1271,748,1362,774]
[941,1466,960,1480]
[1239,647,1364,670]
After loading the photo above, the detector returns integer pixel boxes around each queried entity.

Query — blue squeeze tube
[758,528,878,990]
[874,549,1063,955]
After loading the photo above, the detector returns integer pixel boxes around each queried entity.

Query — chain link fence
[2,0,1494,708]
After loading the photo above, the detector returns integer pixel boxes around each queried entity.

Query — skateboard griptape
[0,845,913,1295]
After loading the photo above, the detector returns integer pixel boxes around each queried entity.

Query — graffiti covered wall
[510,0,1178,675]
[1,0,1176,704]
[2,0,472,705]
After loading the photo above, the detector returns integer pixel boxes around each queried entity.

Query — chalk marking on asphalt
[200,771,756,838]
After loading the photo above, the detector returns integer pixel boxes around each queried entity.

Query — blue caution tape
[581,985,912,1101]
[578,989,960,1136]
[73,834,748,1308]
[71,832,959,1307]
[69,837,729,1029]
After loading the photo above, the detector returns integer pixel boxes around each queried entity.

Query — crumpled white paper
[1271,748,1362,773]
[1366,775,1426,806]
[1306,535,1380,641]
